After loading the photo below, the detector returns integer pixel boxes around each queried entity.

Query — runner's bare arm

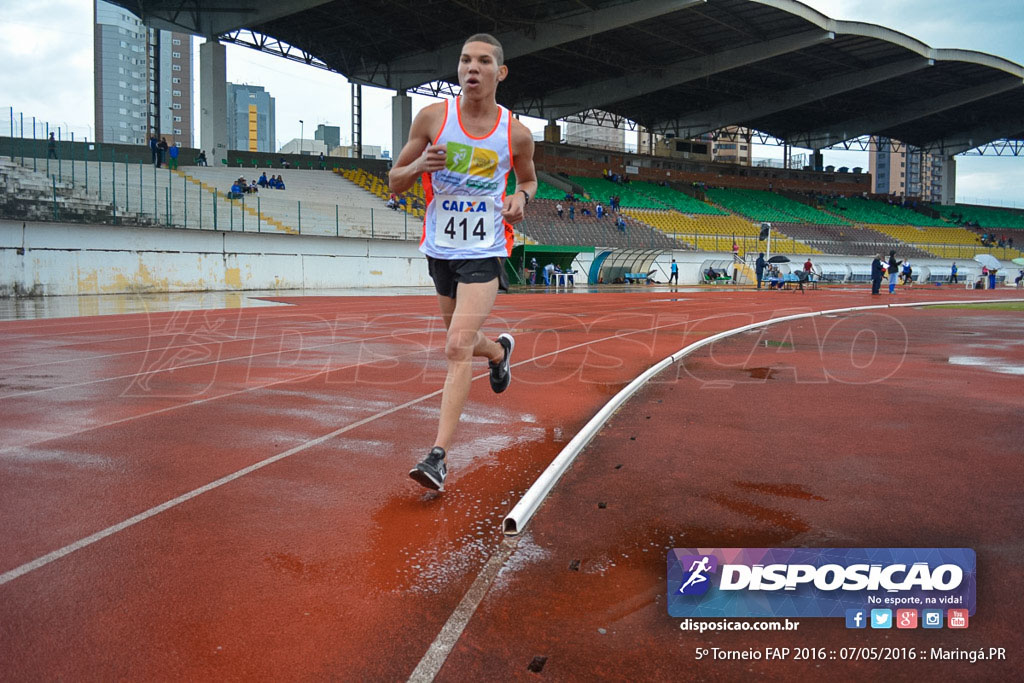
[388,103,446,195]
[501,118,537,224]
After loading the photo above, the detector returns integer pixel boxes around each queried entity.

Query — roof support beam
[358,0,707,90]
[926,118,1024,156]
[789,78,1024,149]
[665,57,933,139]
[515,28,834,119]
[110,0,335,37]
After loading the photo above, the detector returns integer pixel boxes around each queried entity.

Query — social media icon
[870,609,892,629]
[922,609,943,628]
[845,609,867,629]
[896,609,918,629]
[948,609,969,629]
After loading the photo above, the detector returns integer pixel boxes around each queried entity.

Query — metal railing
[2,108,417,239]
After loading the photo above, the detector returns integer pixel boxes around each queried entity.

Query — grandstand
[931,203,1024,231]
[520,199,681,250]
[827,196,947,227]
[622,208,820,255]
[630,182,726,215]
[866,223,1024,260]
[705,188,849,225]
[778,223,933,258]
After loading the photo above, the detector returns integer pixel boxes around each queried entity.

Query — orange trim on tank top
[431,102,449,145]
[455,96,502,140]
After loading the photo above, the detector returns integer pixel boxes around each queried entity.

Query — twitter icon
[870,609,892,629]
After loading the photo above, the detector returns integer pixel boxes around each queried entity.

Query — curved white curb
[502,297,1023,535]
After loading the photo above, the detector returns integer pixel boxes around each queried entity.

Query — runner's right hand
[418,144,447,173]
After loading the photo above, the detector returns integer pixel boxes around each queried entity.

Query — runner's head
[460,34,507,98]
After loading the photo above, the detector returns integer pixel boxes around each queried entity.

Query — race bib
[434,195,494,249]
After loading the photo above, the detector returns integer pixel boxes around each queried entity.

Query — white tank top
[420,97,514,260]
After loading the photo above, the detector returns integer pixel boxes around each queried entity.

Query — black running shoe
[489,333,515,394]
[409,447,447,491]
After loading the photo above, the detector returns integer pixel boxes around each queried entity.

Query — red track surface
[1,286,1021,679]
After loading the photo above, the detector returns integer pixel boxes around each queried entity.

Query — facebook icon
[845,609,867,629]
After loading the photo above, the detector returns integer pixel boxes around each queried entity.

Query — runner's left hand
[501,193,526,224]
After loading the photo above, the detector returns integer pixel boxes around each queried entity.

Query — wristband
[519,189,530,205]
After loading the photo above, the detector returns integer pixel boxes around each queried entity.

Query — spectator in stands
[733,241,740,260]
[279,157,291,169]
[871,254,884,295]
[157,137,168,168]
[1009,237,1014,249]
[168,143,179,170]
[568,204,575,221]
[387,193,398,210]
[319,151,325,169]
[555,202,563,218]
[755,252,766,289]
[196,150,208,166]
[949,262,958,284]
[275,175,286,190]
[228,181,244,200]
[669,258,678,286]
[596,203,604,219]
[581,206,591,217]
[149,135,159,166]
[887,250,901,294]
[615,214,626,232]
[47,132,57,159]
[398,196,408,210]
[258,172,269,188]
[249,179,259,194]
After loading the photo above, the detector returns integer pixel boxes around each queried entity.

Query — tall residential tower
[94,0,193,146]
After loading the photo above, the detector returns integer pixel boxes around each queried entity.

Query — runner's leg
[434,280,503,451]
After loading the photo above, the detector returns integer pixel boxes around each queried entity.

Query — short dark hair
[464,33,504,65]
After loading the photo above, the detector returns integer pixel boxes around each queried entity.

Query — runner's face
[458,42,506,97]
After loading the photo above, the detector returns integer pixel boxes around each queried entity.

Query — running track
[1,286,1021,679]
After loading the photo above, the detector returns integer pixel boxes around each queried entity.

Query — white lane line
[0,314,698,585]
[0,324,438,401]
[0,386,444,587]
[0,316,424,372]
[407,537,518,683]
[502,297,1024,535]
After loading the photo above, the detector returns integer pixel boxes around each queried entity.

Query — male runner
[389,34,537,492]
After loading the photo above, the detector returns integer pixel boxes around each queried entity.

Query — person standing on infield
[389,34,537,492]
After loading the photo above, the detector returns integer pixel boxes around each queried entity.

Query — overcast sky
[2,0,1023,205]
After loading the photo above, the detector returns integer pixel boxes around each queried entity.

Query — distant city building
[93,0,192,146]
[564,121,626,151]
[869,136,949,202]
[315,124,341,150]
[712,127,752,166]
[226,84,276,153]
[278,138,328,156]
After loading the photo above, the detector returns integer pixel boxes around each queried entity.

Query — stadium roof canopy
[112,0,1024,156]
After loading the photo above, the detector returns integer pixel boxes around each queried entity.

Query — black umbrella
[768,255,790,263]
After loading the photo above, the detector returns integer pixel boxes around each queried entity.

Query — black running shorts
[426,256,509,298]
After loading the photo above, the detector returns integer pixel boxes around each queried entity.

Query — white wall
[0,219,432,297]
